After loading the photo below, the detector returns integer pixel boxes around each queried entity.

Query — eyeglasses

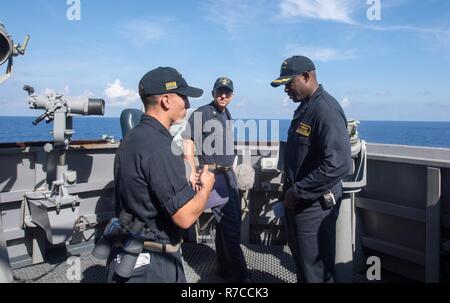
[215,88,233,97]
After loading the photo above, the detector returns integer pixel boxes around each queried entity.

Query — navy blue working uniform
[182,101,248,282]
[283,84,351,282]
[107,114,196,283]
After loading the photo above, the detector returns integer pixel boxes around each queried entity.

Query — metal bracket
[24,191,80,245]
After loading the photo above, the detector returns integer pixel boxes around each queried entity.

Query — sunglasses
[215,88,233,96]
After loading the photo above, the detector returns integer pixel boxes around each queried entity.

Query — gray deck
[11,243,297,283]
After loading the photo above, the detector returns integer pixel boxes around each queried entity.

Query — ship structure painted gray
[0,192,13,282]
[0,22,29,282]
[2,114,448,282]
[0,22,449,283]
[357,144,450,282]
[338,123,368,282]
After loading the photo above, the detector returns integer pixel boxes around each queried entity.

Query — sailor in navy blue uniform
[107,67,215,283]
[182,77,249,283]
[271,56,351,283]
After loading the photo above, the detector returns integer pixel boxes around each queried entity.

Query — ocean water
[0,116,450,149]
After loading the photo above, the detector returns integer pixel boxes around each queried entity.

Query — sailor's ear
[160,94,171,110]
[302,72,310,83]
[211,90,215,98]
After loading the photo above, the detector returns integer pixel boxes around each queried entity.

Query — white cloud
[362,25,450,58]
[341,96,351,108]
[66,90,96,105]
[285,44,357,61]
[43,85,73,97]
[63,85,70,95]
[201,0,265,34]
[278,0,436,35]
[119,19,168,46]
[104,79,140,107]
[362,24,450,35]
[279,0,357,24]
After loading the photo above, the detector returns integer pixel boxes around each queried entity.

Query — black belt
[204,163,233,173]
[143,241,181,253]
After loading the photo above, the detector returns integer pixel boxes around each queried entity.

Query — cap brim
[176,86,204,98]
[271,76,294,88]
[214,84,233,91]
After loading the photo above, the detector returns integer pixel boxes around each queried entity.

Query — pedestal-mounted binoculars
[0,22,29,84]
[24,84,105,145]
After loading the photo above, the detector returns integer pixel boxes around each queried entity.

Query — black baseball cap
[271,56,316,87]
[139,67,203,98]
[213,77,234,91]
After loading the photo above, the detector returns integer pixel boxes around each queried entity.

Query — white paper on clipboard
[205,173,229,209]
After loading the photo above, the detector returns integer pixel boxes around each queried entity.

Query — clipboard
[205,172,229,209]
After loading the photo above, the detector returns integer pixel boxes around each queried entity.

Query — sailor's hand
[189,172,201,192]
[199,165,215,192]
[284,188,297,210]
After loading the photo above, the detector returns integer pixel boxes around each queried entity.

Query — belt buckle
[216,165,231,173]
[203,163,217,173]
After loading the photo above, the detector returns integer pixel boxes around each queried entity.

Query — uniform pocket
[330,182,343,201]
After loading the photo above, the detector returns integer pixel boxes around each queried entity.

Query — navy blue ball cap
[271,56,316,87]
[139,67,203,98]
[213,77,234,91]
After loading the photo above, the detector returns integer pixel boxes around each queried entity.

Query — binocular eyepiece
[25,84,105,120]
[23,85,35,95]
[85,98,105,116]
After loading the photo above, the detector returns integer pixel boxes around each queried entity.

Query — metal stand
[335,192,354,283]
[0,212,13,283]
[335,138,367,283]
[21,88,104,253]
[426,167,441,282]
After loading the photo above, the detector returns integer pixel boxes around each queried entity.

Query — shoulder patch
[296,123,311,137]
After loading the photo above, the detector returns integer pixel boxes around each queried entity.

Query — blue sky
[1,0,450,121]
